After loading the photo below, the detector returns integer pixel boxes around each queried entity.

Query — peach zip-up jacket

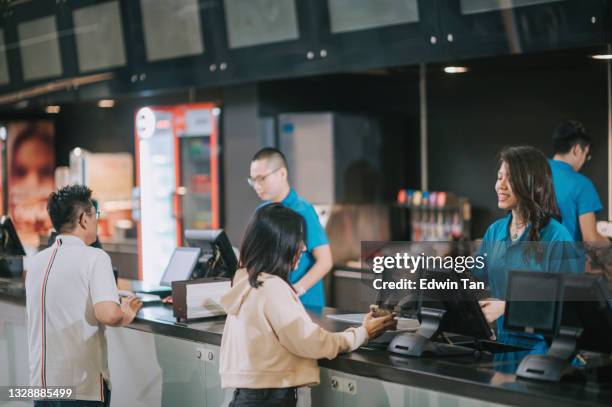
[219,269,368,389]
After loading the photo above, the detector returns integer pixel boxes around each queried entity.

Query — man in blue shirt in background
[248,148,333,308]
[549,121,607,242]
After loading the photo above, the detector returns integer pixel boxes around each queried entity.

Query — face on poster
[0,121,56,246]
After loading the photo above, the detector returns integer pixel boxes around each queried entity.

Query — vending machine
[135,103,220,283]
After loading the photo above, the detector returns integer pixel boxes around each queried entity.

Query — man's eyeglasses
[581,146,592,162]
[247,167,281,187]
[79,209,101,223]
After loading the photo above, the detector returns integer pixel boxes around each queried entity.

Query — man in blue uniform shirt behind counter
[549,120,607,242]
[248,148,333,308]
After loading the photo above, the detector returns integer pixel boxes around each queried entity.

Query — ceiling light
[444,66,469,74]
[590,54,612,60]
[98,99,115,108]
[45,105,60,114]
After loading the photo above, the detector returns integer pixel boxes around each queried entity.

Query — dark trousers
[33,381,110,407]
[230,387,297,407]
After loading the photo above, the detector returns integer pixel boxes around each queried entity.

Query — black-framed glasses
[247,167,281,187]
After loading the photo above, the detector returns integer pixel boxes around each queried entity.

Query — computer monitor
[388,269,495,357]
[159,247,202,287]
[0,216,25,256]
[420,270,493,339]
[184,229,238,279]
[0,216,25,277]
[507,271,612,382]
[560,273,612,354]
[504,271,564,337]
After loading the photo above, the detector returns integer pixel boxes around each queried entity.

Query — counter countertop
[2,283,611,407]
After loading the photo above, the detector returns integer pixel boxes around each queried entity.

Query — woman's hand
[363,312,397,339]
[479,299,506,323]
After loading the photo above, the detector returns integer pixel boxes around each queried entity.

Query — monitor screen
[0,216,26,256]
[561,273,612,353]
[224,0,299,49]
[159,247,201,286]
[417,270,493,340]
[185,229,238,279]
[328,0,419,34]
[505,271,563,335]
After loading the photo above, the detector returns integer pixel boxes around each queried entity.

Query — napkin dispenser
[172,277,231,321]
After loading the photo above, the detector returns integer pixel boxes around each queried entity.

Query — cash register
[387,269,498,357]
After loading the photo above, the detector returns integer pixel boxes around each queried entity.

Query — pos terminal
[505,270,612,382]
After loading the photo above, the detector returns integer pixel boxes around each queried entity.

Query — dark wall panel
[54,104,135,167]
[258,74,422,202]
[222,84,263,244]
[428,61,608,237]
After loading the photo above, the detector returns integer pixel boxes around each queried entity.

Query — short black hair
[47,185,93,233]
[553,120,591,154]
[239,203,304,289]
[251,147,288,169]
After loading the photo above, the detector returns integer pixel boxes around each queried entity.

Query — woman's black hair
[499,145,560,242]
[239,203,304,289]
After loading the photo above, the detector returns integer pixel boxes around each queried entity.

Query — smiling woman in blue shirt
[477,146,582,362]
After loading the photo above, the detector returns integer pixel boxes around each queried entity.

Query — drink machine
[135,103,221,283]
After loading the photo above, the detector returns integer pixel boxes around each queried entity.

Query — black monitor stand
[388,307,476,357]
[516,327,582,382]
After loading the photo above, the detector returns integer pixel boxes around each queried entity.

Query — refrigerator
[135,103,221,283]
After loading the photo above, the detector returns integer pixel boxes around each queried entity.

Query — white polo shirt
[25,235,119,402]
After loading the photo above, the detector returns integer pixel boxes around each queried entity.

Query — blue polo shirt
[477,214,582,366]
[279,188,329,308]
[548,159,603,241]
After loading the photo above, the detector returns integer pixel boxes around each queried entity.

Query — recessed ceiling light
[590,54,612,60]
[98,99,115,108]
[444,66,469,74]
[45,105,60,114]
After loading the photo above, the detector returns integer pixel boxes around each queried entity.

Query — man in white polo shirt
[26,185,142,406]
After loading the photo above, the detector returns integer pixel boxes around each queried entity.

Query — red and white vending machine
[135,103,220,283]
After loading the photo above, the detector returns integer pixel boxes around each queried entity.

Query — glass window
[328,0,419,34]
[73,1,126,72]
[18,16,62,81]
[224,0,299,49]
[140,0,204,61]
[0,29,9,85]
[460,0,566,15]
